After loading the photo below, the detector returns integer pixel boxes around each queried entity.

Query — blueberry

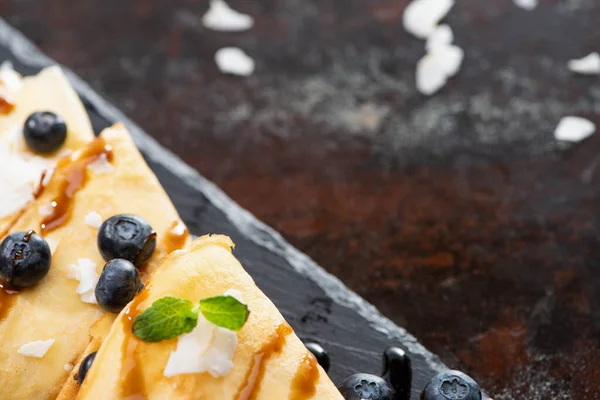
[95,259,141,313]
[23,111,68,153]
[421,370,482,400]
[98,214,156,267]
[381,347,412,400]
[0,230,51,288]
[304,342,330,372]
[338,373,395,400]
[77,351,97,385]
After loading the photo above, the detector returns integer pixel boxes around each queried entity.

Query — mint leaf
[132,297,198,342]
[198,295,249,331]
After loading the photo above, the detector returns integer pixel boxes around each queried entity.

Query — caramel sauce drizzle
[163,221,190,254]
[40,138,113,234]
[236,323,293,400]
[289,352,320,400]
[0,283,16,324]
[0,91,15,115]
[120,289,149,400]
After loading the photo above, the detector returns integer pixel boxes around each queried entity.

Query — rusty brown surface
[3,0,600,398]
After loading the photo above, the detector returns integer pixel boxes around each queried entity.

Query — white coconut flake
[18,339,55,358]
[0,61,22,92]
[171,221,187,236]
[84,212,103,228]
[403,0,455,39]
[513,0,538,10]
[164,290,243,378]
[215,47,255,76]
[68,258,99,304]
[87,154,114,174]
[202,0,254,32]
[416,44,464,95]
[554,116,596,142]
[0,154,47,218]
[426,24,453,51]
[568,52,600,75]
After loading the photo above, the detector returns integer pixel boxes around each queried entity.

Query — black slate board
[0,18,445,399]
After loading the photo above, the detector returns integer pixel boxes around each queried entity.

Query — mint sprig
[132,294,249,342]
[197,296,250,331]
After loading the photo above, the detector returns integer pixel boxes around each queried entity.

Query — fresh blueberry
[77,351,97,385]
[95,259,141,313]
[421,370,482,400]
[338,373,395,400]
[98,214,156,267]
[381,347,412,400]
[305,342,330,372]
[0,230,51,288]
[23,111,68,153]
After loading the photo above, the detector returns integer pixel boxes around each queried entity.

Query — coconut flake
[215,47,255,76]
[0,154,47,218]
[171,221,187,236]
[0,61,22,92]
[18,339,55,358]
[68,259,99,304]
[84,212,103,228]
[87,154,114,174]
[554,116,596,142]
[202,0,254,32]
[568,52,600,75]
[426,24,453,51]
[164,290,244,378]
[513,0,538,10]
[403,0,455,39]
[416,44,464,95]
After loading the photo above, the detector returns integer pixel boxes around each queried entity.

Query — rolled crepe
[77,235,342,400]
[0,65,94,237]
[0,124,190,400]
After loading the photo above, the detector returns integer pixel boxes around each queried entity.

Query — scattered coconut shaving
[513,0,538,10]
[403,0,455,39]
[202,0,254,32]
[567,52,600,75]
[215,47,255,76]
[554,116,596,142]
[426,24,453,51]
[416,45,464,95]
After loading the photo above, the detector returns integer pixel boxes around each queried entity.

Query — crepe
[0,124,190,400]
[77,235,342,400]
[0,65,95,237]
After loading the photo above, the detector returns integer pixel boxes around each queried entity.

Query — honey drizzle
[235,323,293,400]
[163,221,190,254]
[120,289,149,400]
[0,90,15,115]
[40,138,113,234]
[0,283,16,324]
[289,352,320,400]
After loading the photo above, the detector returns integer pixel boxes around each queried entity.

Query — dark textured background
[2,0,600,398]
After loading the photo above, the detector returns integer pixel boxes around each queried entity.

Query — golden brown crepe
[77,235,342,400]
[0,124,190,400]
[0,65,95,237]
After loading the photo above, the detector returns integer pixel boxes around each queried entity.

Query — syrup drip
[236,323,293,400]
[40,138,112,234]
[120,289,149,400]
[0,283,16,324]
[289,352,320,400]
